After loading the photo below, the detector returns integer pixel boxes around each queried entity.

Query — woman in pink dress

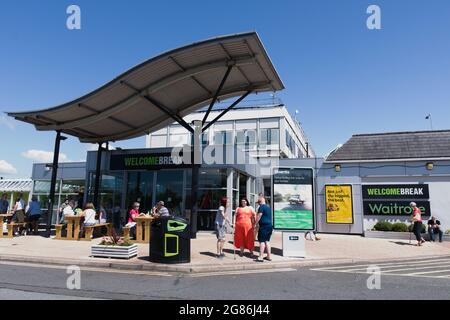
[233,198,256,257]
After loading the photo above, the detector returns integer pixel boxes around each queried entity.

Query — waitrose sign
[362,184,430,217]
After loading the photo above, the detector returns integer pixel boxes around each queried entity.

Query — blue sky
[1,0,450,178]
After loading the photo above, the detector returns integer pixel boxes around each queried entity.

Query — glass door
[155,170,184,216]
[126,172,154,213]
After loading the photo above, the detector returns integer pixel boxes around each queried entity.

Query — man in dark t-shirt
[255,193,273,262]
[0,194,9,214]
[427,216,443,242]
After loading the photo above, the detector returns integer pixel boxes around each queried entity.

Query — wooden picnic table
[134,215,154,243]
[1,214,16,238]
[62,215,83,240]
[0,214,13,228]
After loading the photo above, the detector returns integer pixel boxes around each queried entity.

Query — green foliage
[391,223,409,232]
[373,221,393,231]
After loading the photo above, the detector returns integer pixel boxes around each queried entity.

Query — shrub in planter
[391,223,409,232]
[373,221,393,231]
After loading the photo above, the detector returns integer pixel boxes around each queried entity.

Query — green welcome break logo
[123,155,181,167]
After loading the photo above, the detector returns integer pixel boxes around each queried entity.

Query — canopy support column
[46,131,63,237]
[202,90,253,132]
[93,143,103,210]
[190,120,202,239]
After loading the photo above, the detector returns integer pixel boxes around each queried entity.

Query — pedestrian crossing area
[310,257,450,279]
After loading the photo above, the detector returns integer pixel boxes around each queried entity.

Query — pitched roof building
[327,130,450,162]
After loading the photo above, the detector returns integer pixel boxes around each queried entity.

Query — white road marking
[311,258,450,271]
[311,257,450,280]
[189,268,297,277]
[406,269,450,276]
[318,260,450,273]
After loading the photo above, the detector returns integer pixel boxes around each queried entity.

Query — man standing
[0,194,9,214]
[255,193,273,262]
[427,216,443,242]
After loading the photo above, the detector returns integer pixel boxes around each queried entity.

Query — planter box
[91,244,138,259]
[365,230,450,241]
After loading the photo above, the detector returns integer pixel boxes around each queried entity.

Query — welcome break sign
[362,184,431,217]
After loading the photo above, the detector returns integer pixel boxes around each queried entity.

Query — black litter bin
[150,216,191,264]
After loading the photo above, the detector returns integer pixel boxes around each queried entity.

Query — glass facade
[86,166,252,231]
[32,179,84,224]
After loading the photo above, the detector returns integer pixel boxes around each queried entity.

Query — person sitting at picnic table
[427,216,443,243]
[25,196,41,235]
[62,200,76,222]
[12,194,26,236]
[81,202,98,226]
[125,202,145,238]
[151,201,170,218]
[0,193,9,214]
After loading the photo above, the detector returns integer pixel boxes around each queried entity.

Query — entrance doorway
[125,170,184,216]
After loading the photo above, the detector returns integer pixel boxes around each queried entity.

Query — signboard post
[272,167,315,258]
[325,185,354,224]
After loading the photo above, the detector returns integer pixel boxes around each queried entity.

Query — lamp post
[46,131,67,237]
[425,114,433,130]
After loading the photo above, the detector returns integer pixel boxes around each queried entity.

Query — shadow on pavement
[389,241,415,246]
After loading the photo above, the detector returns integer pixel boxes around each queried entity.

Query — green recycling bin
[149,216,191,264]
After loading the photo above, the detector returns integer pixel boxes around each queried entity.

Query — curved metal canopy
[7,32,284,143]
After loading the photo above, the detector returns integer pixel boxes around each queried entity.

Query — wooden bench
[122,226,131,240]
[5,222,27,238]
[80,223,112,241]
[55,224,64,240]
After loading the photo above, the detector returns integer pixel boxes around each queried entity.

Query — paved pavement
[1,232,450,273]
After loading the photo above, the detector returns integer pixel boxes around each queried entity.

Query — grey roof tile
[327,130,450,161]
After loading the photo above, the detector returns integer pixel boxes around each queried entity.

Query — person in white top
[62,200,76,223]
[13,194,25,222]
[82,202,98,226]
[12,193,26,235]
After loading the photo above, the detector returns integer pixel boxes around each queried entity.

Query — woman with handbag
[410,202,425,246]
[214,197,229,258]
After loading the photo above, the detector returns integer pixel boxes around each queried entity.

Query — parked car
[288,194,304,205]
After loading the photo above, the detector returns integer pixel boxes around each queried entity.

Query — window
[169,134,189,147]
[236,130,257,149]
[260,128,279,147]
[214,131,233,145]
[150,135,167,148]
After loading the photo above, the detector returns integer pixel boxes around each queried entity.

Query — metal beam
[142,96,193,133]
[78,103,137,129]
[121,80,194,134]
[34,57,255,131]
[77,83,270,143]
[202,65,233,125]
[202,90,253,132]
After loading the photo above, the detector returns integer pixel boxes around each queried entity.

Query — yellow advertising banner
[325,185,354,224]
